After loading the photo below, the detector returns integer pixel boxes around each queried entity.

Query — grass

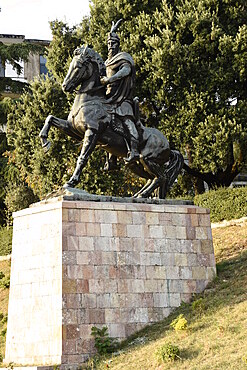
[0,223,247,368]
[89,222,247,370]
[0,259,10,362]
[0,227,12,256]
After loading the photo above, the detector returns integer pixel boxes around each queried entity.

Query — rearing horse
[39,45,183,198]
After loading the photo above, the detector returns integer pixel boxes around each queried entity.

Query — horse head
[62,45,105,93]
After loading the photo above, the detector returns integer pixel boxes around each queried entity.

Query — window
[0,57,5,77]
[40,55,48,75]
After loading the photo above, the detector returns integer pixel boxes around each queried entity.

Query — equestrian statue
[39,20,184,198]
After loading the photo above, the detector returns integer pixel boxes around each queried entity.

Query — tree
[0,42,43,77]
[6,0,247,201]
[0,41,44,223]
[82,0,247,193]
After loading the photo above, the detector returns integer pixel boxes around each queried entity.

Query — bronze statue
[100,19,139,163]
[39,21,183,198]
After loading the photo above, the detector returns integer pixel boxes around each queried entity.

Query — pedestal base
[5,198,216,366]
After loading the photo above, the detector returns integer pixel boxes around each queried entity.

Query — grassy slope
[0,259,10,362]
[0,224,247,368]
[93,222,247,370]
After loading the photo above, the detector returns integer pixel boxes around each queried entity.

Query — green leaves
[0,42,44,75]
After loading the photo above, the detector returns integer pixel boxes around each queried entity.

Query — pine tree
[0,41,44,223]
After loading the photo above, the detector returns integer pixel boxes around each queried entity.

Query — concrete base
[4,198,216,367]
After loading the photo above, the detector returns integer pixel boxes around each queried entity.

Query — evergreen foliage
[5,20,144,205]
[83,0,247,192]
[2,0,247,208]
[0,99,12,225]
[0,41,44,223]
[194,186,247,222]
[0,226,12,255]
[6,77,74,199]
[46,21,82,84]
[0,42,43,76]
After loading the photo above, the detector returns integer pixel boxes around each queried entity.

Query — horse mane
[78,46,105,76]
[88,48,106,76]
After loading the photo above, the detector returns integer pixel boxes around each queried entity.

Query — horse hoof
[63,182,74,189]
[45,114,53,125]
[42,140,51,153]
[137,193,148,199]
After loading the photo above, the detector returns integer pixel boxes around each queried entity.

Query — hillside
[0,258,10,362]
[0,221,247,368]
[92,220,247,370]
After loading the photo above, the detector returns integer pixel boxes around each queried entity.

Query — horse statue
[39,45,184,198]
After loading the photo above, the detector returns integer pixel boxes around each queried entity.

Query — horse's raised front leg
[64,128,98,188]
[39,115,54,152]
[39,115,80,153]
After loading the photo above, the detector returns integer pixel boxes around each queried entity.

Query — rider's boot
[125,137,139,164]
[104,154,119,171]
[124,119,140,164]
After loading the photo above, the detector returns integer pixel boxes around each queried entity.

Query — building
[0,34,50,131]
[0,34,50,86]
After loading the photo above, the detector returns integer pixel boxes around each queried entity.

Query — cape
[105,52,136,104]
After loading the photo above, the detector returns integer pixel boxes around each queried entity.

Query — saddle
[109,97,143,142]
[110,115,129,140]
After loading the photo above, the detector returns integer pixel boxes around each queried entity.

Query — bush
[0,272,10,289]
[192,298,206,315]
[155,343,180,363]
[194,187,247,222]
[170,314,188,331]
[0,227,12,256]
[91,326,116,355]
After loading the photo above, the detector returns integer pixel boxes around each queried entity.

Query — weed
[0,314,7,324]
[155,342,181,363]
[0,227,12,256]
[0,272,10,289]
[1,328,6,336]
[91,326,116,355]
[243,354,247,364]
[192,298,206,315]
[170,314,188,331]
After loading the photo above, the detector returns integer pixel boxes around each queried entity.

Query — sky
[0,0,90,40]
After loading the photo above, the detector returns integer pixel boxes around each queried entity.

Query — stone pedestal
[5,197,216,367]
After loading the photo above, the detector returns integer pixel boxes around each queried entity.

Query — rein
[71,85,105,126]
[77,85,105,95]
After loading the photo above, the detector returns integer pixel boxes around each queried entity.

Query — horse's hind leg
[133,179,153,198]
[137,177,162,198]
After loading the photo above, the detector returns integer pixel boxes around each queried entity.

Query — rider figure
[100,19,139,163]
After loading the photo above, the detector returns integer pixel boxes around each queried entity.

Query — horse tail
[158,150,184,198]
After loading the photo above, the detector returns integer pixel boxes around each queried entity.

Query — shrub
[243,354,247,365]
[192,298,206,315]
[0,227,12,256]
[0,272,10,289]
[91,326,116,355]
[170,314,188,331]
[155,343,180,363]
[194,187,247,222]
